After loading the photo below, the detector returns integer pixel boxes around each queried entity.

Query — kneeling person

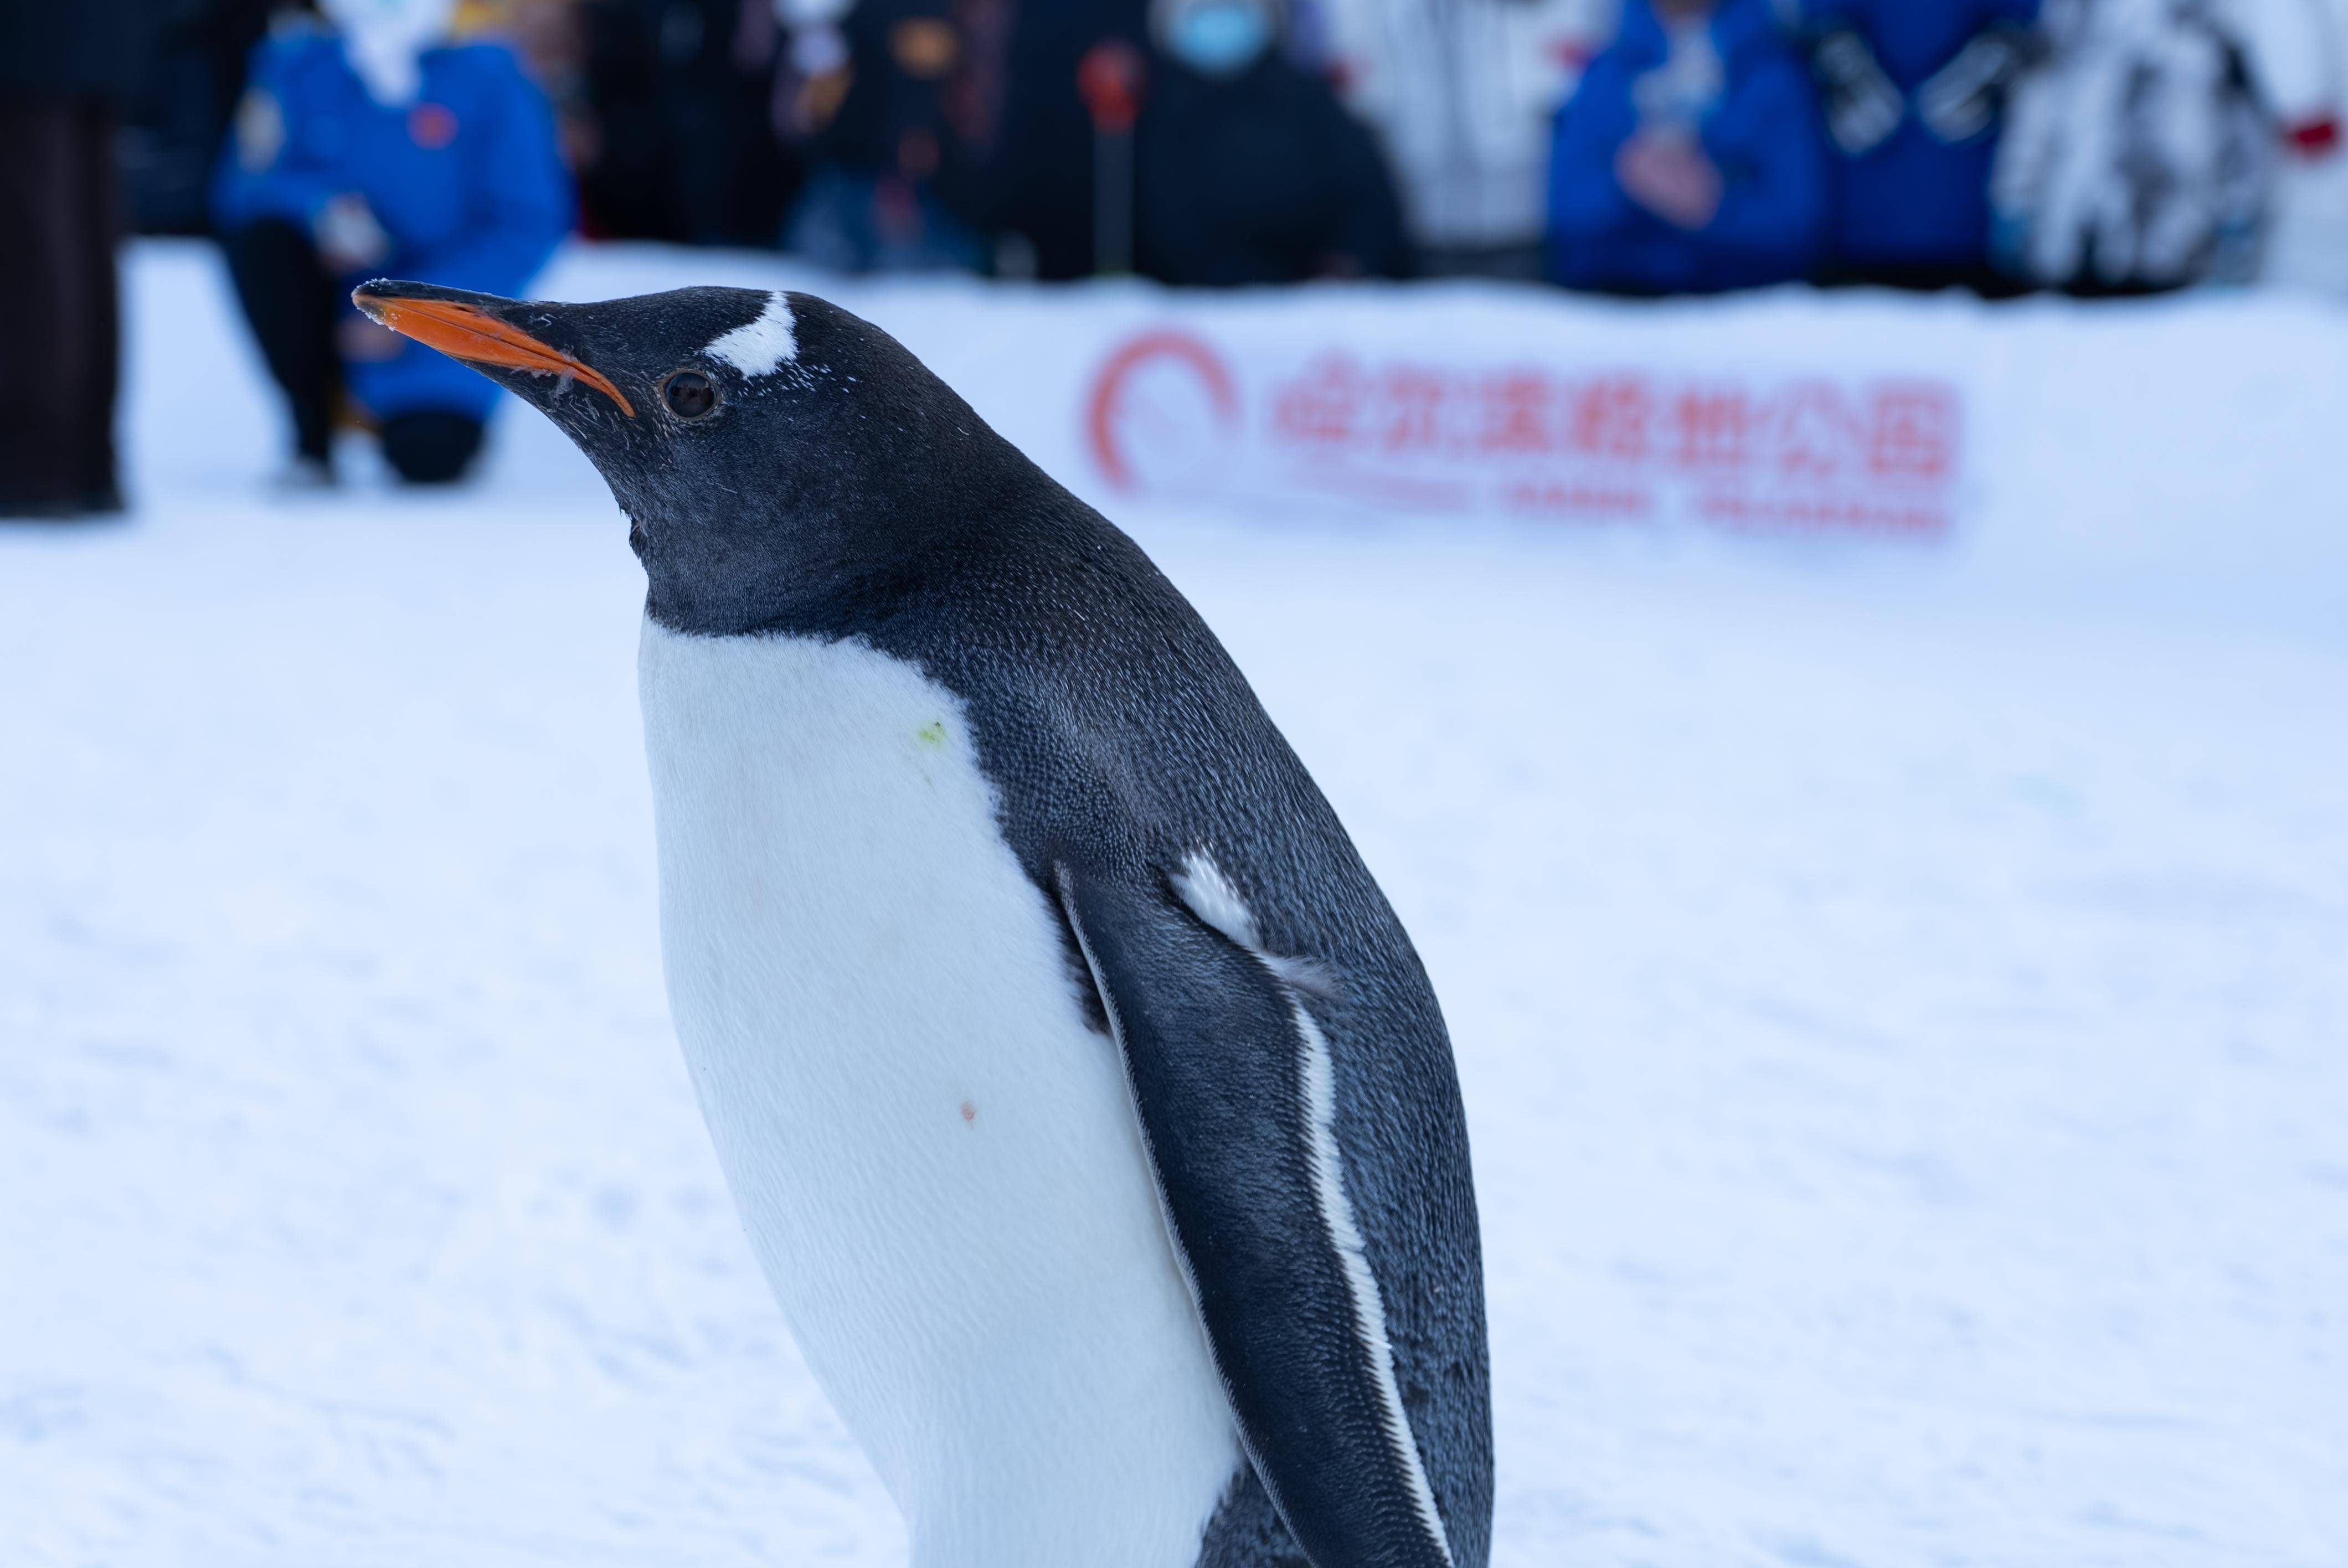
[214,0,570,486]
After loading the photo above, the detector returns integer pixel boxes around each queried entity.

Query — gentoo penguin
[353,278,1492,1568]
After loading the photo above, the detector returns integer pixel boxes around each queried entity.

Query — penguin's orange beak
[352,288,636,417]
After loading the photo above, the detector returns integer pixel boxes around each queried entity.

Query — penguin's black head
[353,280,1025,634]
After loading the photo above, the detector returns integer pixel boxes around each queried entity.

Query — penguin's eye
[661,370,718,420]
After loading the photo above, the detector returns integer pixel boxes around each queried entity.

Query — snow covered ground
[3,242,2345,1567]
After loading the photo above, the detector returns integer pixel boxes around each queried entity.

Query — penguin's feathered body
[355,278,1493,1568]
[640,625,1242,1563]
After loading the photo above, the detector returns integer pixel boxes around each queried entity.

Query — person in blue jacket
[1795,0,2041,288]
[1548,0,1830,295]
[213,0,571,486]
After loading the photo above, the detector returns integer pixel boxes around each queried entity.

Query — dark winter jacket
[0,0,156,102]
[1135,54,1411,287]
[576,0,796,246]
[213,24,571,420]
[1548,0,1829,294]
[812,0,986,212]
[1799,0,2041,269]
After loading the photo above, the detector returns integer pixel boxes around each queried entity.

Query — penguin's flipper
[1055,862,1456,1568]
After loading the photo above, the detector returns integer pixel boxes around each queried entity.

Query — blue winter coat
[215,27,572,421]
[1548,0,1829,294]
[1799,0,2040,269]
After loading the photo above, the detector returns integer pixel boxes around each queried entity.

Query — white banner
[1082,327,1965,535]
[504,248,2348,604]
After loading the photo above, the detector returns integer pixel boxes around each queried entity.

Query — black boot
[380,409,485,484]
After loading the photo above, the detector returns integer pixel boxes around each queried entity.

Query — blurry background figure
[1795,0,2041,291]
[120,0,282,237]
[1131,0,1413,284]
[0,0,155,518]
[1548,0,1827,293]
[573,0,801,245]
[2228,0,2348,290]
[1324,0,1616,280]
[214,0,573,487]
[495,0,603,207]
[988,0,1149,277]
[1992,0,2269,291]
[779,0,996,271]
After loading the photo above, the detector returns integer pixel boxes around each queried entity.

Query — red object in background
[1078,39,1147,274]
[2284,115,2342,157]
[1547,38,1598,73]
[408,102,459,149]
[1077,40,1146,133]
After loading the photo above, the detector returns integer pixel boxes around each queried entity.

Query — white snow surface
[3,241,2345,1566]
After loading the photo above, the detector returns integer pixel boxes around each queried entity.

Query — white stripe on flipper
[704,291,797,375]
[1172,850,1455,1565]
[1171,855,1330,996]
[1171,853,1262,950]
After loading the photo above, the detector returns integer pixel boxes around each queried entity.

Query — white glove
[790,20,849,75]
[775,0,849,27]
[1811,29,1905,156]
[1917,28,2033,143]
[313,192,392,272]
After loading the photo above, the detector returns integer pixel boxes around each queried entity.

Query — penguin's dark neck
[626,414,1068,641]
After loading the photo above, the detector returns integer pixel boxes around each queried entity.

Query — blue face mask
[1167,2,1273,76]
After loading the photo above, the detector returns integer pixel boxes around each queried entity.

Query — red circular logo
[1086,330,1240,493]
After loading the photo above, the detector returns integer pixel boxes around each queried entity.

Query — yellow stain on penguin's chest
[911,719,950,787]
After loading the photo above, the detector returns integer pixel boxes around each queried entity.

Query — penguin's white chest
[637,620,1238,1567]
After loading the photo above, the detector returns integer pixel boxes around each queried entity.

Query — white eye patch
[703,292,798,376]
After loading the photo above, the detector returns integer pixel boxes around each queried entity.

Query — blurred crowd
[3,0,2345,508]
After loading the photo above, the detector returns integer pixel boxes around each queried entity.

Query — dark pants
[1815,260,2036,299]
[220,217,485,483]
[0,100,121,515]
